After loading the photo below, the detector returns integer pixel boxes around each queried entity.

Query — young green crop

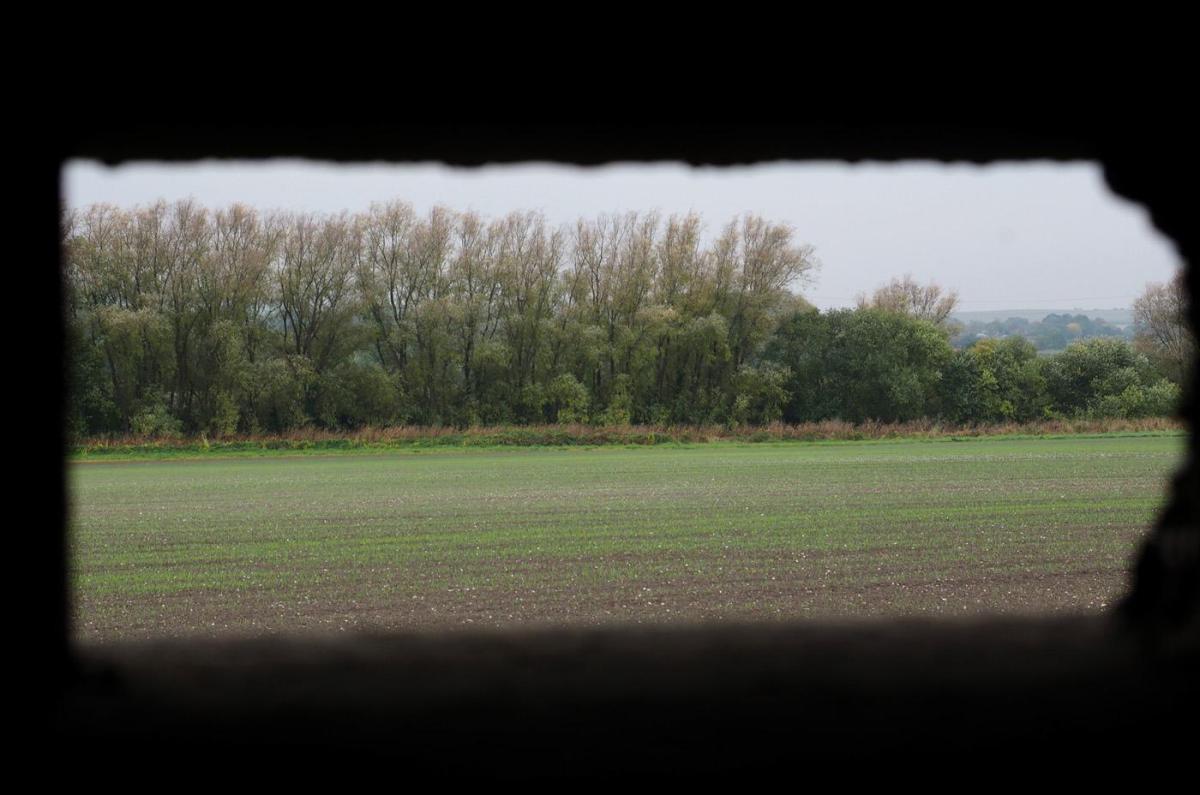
[68,433,1186,642]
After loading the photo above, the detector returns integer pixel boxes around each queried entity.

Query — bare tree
[274,212,359,372]
[712,214,819,365]
[857,274,959,328]
[496,211,561,388]
[1133,271,1194,385]
[204,204,278,361]
[654,212,706,312]
[449,210,505,400]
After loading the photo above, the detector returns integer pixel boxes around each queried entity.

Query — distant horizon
[951,307,1134,316]
[63,159,1182,313]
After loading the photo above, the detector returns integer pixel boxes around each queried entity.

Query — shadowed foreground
[58,614,1199,781]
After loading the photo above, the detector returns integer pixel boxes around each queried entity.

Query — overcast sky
[63,159,1182,312]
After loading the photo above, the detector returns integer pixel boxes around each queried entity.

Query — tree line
[949,312,1134,351]
[62,201,1191,438]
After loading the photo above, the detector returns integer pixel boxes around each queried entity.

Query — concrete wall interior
[41,121,1198,781]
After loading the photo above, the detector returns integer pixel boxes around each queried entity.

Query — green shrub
[547,374,591,424]
[130,397,182,438]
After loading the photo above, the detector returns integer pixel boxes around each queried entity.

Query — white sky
[63,159,1183,312]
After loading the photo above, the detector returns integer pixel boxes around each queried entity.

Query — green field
[67,434,1187,642]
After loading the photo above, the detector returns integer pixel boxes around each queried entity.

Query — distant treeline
[63,201,1187,438]
[950,313,1133,351]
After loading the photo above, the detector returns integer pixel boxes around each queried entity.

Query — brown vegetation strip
[75,417,1185,454]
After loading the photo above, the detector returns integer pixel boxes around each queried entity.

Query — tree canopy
[63,200,1186,437]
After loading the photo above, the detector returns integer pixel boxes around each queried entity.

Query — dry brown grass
[75,416,1186,454]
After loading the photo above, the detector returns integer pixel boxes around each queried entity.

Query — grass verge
[71,417,1187,461]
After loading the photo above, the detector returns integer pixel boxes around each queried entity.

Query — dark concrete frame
[43,123,1198,780]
